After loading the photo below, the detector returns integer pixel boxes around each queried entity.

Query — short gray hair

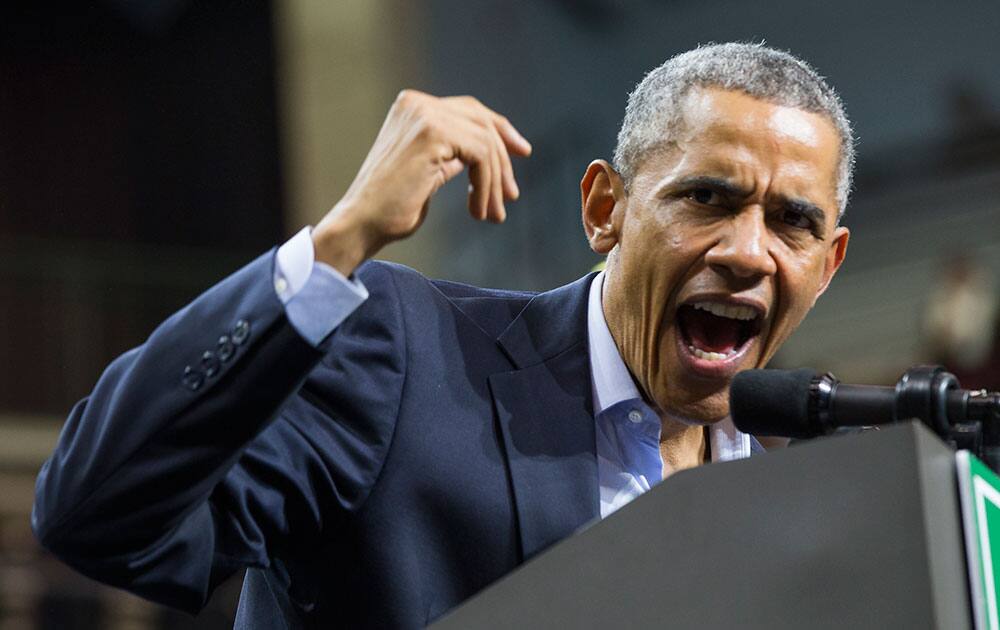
[613,42,855,216]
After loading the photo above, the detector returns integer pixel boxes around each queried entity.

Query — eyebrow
[668,175,749,198]
[664,175,830,239]
[784,199,828,239]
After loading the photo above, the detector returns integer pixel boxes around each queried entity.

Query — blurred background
[1,0,999,627]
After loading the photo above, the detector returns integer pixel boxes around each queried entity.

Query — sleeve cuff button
[232,319,250,345]
[182,366,205,391]
[217,335,235,362]
[201,351,220,377]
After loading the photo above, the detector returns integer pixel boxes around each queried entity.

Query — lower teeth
[689,345,732,361]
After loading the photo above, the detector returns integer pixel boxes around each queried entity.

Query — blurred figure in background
[924,252,1000,387]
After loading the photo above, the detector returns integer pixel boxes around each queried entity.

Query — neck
[659,417,707,478]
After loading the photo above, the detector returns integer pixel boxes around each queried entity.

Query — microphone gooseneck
[730,365,1000,468]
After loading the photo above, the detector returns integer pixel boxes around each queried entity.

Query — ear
[581,159,626,255]
[814,225,849,302]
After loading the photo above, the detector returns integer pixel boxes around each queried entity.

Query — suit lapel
[489,273,600,561]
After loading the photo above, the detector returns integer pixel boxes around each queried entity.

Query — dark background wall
[0,2,281,627]
[0,0,283,415]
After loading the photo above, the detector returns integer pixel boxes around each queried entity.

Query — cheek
[612,212,712,391]
[764,253,827,358]
[624,212,716,286]
[625,231,706,337]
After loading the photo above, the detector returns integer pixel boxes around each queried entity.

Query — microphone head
[730,368,820,438]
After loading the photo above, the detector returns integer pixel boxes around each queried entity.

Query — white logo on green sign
[958,451,1000,630]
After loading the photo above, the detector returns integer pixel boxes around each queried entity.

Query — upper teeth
[691,301,758,321]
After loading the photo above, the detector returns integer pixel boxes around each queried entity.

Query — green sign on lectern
[958,451,1000,630]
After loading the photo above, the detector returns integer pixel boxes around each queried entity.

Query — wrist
[311,210,373,277]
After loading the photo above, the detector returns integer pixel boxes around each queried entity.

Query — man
[32,42,853,627]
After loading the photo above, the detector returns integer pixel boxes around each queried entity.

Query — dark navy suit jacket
[32,251,763,627]
[32,251,617,628]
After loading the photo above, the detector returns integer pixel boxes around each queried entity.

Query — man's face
[595,87,849,423]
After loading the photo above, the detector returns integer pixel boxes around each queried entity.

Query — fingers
[447,112,504,222]
[491,125,518,202]
[477,126,508,223]
[487,131,506,222]
[463,153,491,222]
[443,116,487,220]
[492,113,532,158]
[441,95,531,223]
[448,96,531,155]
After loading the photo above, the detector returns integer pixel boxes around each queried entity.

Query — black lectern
[432,422,971,629]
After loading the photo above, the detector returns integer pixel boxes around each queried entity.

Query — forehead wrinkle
[634,84,850,210]
[771,156,839,211]
[692,132,837,212]
[673,146,764,194]
[638,92,839,210]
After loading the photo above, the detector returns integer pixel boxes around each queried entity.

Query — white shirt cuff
[274,226,369,346]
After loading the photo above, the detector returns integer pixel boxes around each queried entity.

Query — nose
[704,207,777,281]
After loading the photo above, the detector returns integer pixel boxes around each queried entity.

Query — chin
[657,386,731,426]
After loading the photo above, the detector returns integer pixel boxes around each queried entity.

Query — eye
[686,188,723,206]
[781,208,813,230]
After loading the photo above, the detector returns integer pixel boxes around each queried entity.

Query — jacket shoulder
[354,260,535,340]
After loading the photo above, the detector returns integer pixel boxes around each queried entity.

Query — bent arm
[32,90,529,613]
[32,247,404,612]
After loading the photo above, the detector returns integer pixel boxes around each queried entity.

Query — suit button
[201,351,220,377]
[217,335,235,362]
[182,366,204,391]
[232,319,250,345]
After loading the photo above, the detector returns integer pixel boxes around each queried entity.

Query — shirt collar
[587,272,643,415]
[586,272,752,462]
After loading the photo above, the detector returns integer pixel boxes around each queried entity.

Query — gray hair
[613,42,855,216]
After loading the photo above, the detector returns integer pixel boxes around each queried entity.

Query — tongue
[679,307,742,354]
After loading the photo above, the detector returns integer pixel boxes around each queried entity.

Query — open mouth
[676,301,763,363]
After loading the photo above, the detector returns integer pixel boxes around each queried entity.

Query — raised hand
[312,90,532,276]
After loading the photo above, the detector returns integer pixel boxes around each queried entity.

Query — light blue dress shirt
[273,227,368,345]
[585,272,752,517]
[273,230,753,520]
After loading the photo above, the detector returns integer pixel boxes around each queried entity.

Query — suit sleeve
[31,250,406,613]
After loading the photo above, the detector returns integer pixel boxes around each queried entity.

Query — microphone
[730,365,1000,440]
